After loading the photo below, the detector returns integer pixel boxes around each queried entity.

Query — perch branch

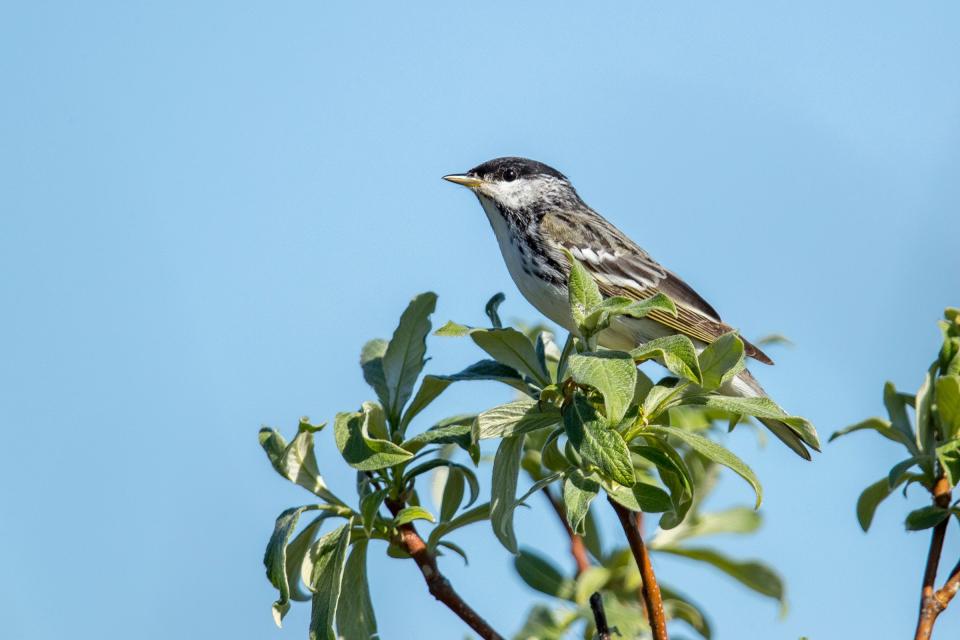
[609,496,669,640]
[385,499,504,640]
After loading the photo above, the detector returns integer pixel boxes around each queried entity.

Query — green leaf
[264,505,320,627]
[591,597,648,640]
[307,521,352,640]
[285,515,333,603]
[857,475,910,532]
[335,539,377,640]
[631,335,702,385]
[514,548,574,599]
[359,489,387,534]
[583,293,678,337]
[400,360,528,432]
[440,468,466,521]
[582,509,604,564]
[403,460,480,509]
[936,375,960,441]
[564,250,603,330]
[884,381,916,446]
[334,410,413,471]
[905,506,950,531]
[514,471,565,507]
[392,506,435,526]
[642,383,686,421]
[381,292,438,424]
[656,546,784,607]
[697,333,746,391]
[436,540,470,565]
[646,425,762,508]
[259,424,344,506]
[573,566,611,605]
[556,333,575,382]
[485,292,506,328]
[400,418,473,454]
[562,469,600,534]
[473,398,561,442]
[651,507,761,548]
[661,589,712,640]
[599,293,677,322]
[887,456,931,489]
[938,440,960,487]
[695,395,820,451]
[433,320,470,337]
[563,393,635,487]
[470,328,549,386]
[534,331,555,374]
[829,416,917,452]
[916,369,936,454]
[491,435,525,553]
[514,606,579,640]
[540,428,570,472]
[360,401,389,440]
[636,441,694,529]
[606,480,673,513]
[566,351,637,423]
[427,503,490,550]
[359,339,390,409]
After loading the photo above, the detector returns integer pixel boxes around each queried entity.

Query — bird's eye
[502,168,518,182]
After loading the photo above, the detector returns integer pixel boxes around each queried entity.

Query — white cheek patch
[484,176,570,210]
[484,179,542,210]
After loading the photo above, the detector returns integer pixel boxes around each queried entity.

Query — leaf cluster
[259,293,489,639]
[444,254,815,556]
[258,255,818,639]
[831,308,960,532]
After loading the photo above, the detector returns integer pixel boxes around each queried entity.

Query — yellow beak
[442,174,484,188]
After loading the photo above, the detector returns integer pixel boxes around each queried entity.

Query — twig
[385,499,504,640]
[589,591,612,640]
[935,557,960,609]
[609,497,669,640]
[914,476,953,640]
[542,486,591,575]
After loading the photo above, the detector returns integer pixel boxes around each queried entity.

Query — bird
[443,156,819,459]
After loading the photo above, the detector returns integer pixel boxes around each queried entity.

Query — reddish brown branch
[914,476,954,640]
[542,486,591,575]
[936,558,960,609]
[609,497,669,640]
[386,499,504,640]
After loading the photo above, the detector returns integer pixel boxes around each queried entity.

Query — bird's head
[443,157,578,212]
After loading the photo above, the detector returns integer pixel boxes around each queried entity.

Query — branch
[935,557,960,610]
[914,476,953,640]
[385,499,504,640]
[609,496,669,640]
[589,591,612,640]
[542,486,591,575]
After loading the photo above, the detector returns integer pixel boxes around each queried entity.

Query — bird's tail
[724,368,820,460]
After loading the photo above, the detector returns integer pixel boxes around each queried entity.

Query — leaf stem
[589,591,612,640]
[542,486,591,575]
[914,475,954,640]
[384,498,504,640]
[608,496,669,640]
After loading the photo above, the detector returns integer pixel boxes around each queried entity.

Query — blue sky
[2,2,959,638]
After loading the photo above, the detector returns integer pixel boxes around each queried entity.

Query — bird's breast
[478,196,574,330]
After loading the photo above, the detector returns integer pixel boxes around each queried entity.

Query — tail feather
[726,368,817,460]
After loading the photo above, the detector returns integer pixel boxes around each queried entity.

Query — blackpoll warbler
[445,157,818,459]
